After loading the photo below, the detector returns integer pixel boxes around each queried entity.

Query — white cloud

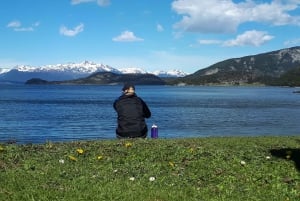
[7,20,21,28]
[71,0,94,5]
[172,0,300,34]
[112,30,144,42]
[172,1,240,33]
[60,23,84,37]
[7,20,40,32]
[284,38,300,46]
[157,24,164,32]
[223,30,274,47]
[198,39,222,45]
[14,27,34,32]
[71,0,110,6]
[97,0,110,6]
[32,22,40,27]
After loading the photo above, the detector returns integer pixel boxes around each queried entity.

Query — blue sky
[1,0,300,73]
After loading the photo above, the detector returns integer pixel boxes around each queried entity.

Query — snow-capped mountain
[0,61,122,82]
[0,61,188,83]
[118,67,148,74]
[12,61,121,74]
[117,67,188,77]
[152,69,188,77]
[0,68,10,74]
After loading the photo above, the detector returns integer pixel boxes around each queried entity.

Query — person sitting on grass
[113,83,151,139]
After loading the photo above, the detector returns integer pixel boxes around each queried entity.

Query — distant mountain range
[169,46,300,86]
[0,60,188,83]
[26,72,165,85]
[3,46,300,86]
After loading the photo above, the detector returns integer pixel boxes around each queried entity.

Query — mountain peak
[0,60,188,83]
[118,67,147,74]
[152,69,188,77]
[174,46,300,86]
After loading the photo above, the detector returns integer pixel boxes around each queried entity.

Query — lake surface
[0,84,299,144]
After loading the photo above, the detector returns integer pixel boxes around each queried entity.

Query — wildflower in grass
[46,142,53,149]
[0,146,4,151]
[188,148,194,153]
[286,150,292,159]
[129,177,135,181]
[149,177,155,181]
[240,160,246,165]
[59,159,65,164]
[69,155,77,161]
[125,142,132,148]
[169,161,175,167]
[266,156,271,160]
[76,148,84,154]
[97,155,103,160]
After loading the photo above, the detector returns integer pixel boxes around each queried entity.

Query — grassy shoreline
[1,136,300,201]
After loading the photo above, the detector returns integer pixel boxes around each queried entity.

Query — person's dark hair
[122,83,135,91]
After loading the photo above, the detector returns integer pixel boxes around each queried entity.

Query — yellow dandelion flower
[76,148,84,154]
[125,142,132,148]
[189,148,194,153]
[69,155,77,161]
[45,142,53,149]
[169,161,175,167]
[97,155,103,160]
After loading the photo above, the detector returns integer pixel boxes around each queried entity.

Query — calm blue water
[0,84,299,144]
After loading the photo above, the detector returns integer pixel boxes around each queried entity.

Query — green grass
[1,136,300,201]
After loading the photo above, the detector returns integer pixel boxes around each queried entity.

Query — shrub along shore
[1,136,300,201]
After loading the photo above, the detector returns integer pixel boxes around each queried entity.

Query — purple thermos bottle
[151,124,158,138]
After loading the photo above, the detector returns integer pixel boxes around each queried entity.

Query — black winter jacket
[113,93,151,138]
